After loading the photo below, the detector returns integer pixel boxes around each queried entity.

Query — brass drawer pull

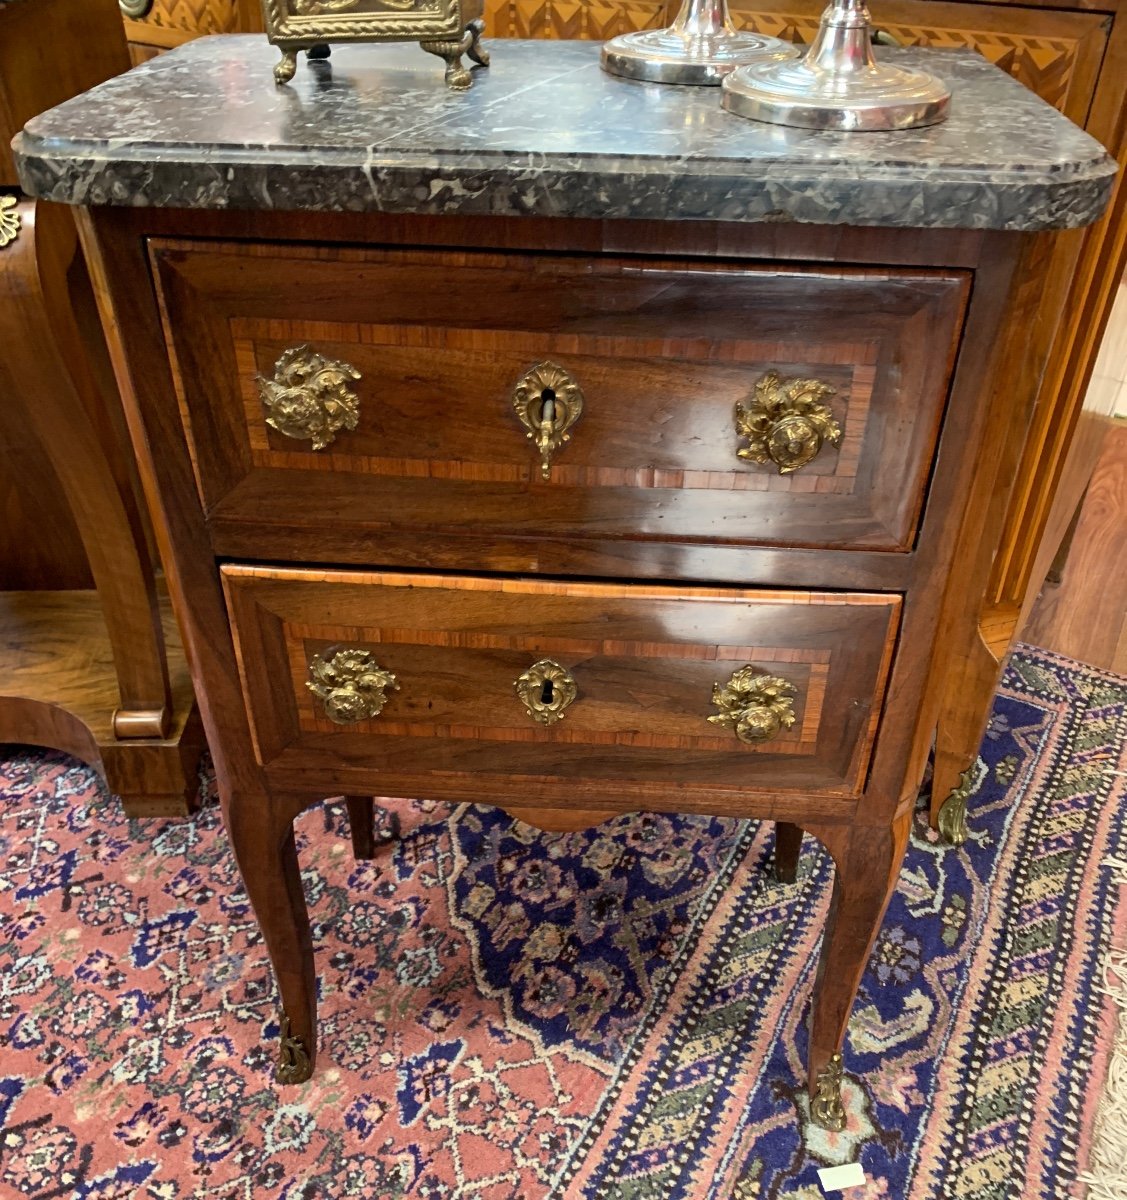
[512,361,584,480]
[515,658,577,725]
[307,648,399,724]
[708,666,798,744]
[258,345,361,450]
[735,371,842,475]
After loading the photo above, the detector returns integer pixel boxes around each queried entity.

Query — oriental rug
[1,645,1126,1200]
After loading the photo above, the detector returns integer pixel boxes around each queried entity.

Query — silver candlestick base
[721,0,950,129]
[601,0,798,87]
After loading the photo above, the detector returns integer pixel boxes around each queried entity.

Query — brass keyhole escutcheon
[708,666,798,745]
[515,659,577,725]
[511,362,584,480]
[735,370,842,475]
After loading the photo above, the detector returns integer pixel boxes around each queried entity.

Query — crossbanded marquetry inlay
[285,623,830,754]
[233,322,873,495]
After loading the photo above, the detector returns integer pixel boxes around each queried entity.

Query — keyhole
[539,388,557,426]
[540,678,555,706]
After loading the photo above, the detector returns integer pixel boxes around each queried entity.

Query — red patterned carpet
[1,645,1125,1199]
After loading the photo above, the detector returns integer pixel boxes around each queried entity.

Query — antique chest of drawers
[15,36,1115,1129]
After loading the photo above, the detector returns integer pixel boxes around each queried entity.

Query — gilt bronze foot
[274,43,332,85]
[275,1013,313,1084]
[274,48,298,85]
[421,18,489,89]
[938,765,975,846]
[811,1052,846,1131]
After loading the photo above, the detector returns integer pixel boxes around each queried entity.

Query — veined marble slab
[13,36,1117,230]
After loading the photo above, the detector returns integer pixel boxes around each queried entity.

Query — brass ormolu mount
[262,0,490,90]
[307,648,399,724]
[258,344,361,451]
[515,659,578,725]
[812,1052,846,1130]
[511,361,585,481]
[735,371,842,475]
[275,1013,313,1084]
[708,667,798,744]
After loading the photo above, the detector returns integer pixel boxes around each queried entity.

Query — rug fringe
[1078,856,1127,1199]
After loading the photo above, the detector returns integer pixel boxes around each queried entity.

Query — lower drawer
[221,567,900,804]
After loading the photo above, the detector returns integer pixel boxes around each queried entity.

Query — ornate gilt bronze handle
[0,195,20,248]
[511,361,584,480]
[306,648,399,724]
[515,659,578,725]
[708,666,798,745]
[734,370,842,475]
[258,345,361,451]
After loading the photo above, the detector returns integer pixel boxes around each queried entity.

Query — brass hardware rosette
[511,361,585,480]
[515,659,578,725]
[306,648,399,724]
[258,345,361,451]
[708,666,798,744]
[735,370,842,474]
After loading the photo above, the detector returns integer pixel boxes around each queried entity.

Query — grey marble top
[13,35,1117,231]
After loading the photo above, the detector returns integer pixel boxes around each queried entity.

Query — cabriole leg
[227,800,317,1084]
[804,812,911,1129]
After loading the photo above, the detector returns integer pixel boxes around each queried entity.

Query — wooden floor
[1023,421,1127,674]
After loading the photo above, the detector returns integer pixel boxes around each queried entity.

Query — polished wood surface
[153,242,967,555]
[0,197,203,814]
[77,200,1023,1110]
[1,201,172,737]
[0,0,203,815]
[0,0,130,588]
[0,590,203,816]
[1024,422,1127,673]
[223,567,900,801]
[0,0,131,186]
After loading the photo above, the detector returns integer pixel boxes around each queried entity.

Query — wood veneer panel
[1023,422,1127,671]
[222,567,900,802]
[152,241,967,556]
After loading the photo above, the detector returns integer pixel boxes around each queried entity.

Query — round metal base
[722,57,950,130]
[601,27,797,87]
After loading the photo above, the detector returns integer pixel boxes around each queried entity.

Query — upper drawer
[221,566,900,805]
[152,241,969,556]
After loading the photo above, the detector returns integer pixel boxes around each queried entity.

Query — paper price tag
[817,1162,866,1192]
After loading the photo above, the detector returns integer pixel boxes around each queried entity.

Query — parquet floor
[1024,422,1127,674]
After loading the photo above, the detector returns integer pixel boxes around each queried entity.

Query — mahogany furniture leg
[344,797,402,859]
[805,812,911,1129]
[227,793,317,1083]
[345,795,376,859]
[774,821,803,884]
